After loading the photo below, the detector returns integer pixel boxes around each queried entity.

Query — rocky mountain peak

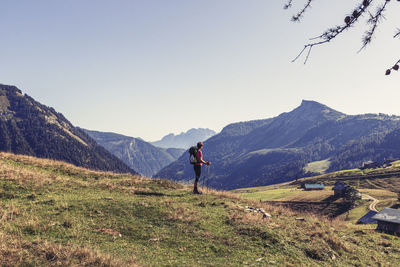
[289,100,345,121]
[151,128,216,149]
[0,84,21,93]
[300,99,324,107]
[298,100,331,111]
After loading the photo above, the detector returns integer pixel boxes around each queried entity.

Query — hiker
[192,142,210,194]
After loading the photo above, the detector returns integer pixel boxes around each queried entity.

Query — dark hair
[197,142,203,149]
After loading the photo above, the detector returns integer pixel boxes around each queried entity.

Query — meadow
[1,152,400,266]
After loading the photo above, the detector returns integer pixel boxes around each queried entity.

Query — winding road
[362,194,379,212]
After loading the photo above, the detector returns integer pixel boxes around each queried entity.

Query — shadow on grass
[390,203,400,209]
[134,191,165,197]
[133,191,188,197]
[322,195,340,202]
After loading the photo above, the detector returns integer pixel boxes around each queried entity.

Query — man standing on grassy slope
[193,142,211,194]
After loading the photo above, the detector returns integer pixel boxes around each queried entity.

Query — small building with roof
[303,184,324,191]
[383,158,397,168]
[332,181,349,197]
[357,211,378,224]
[372,208,400,234]
[360,161,380,170]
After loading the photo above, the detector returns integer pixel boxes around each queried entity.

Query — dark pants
[194,165,202,179]
[193,165,202,191]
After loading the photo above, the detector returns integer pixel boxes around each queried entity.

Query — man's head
[197,142,203,149]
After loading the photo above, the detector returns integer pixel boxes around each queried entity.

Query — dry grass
[358,188,397,199]
[166,206,200,224]
[0,232,135,266]
[0,156,87,189]
[0,152,151,195]
[201,187,243,200]
[0,152,134,179]
[279,190,334,202]
[95,228,122,237]
[0,202,21,221]
[229,210,268,225]
[224,198,361,264]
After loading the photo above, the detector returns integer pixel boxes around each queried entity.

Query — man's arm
[199,151,211,165]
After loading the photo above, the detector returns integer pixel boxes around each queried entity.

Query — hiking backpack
[189,146,198,165]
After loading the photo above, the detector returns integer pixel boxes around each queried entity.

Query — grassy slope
[304,159,331,175]
[1,153,400,266]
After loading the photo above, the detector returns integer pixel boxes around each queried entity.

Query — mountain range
[0,84,135,174]
[82,129,184,177]
[156,100,400,190]
[150,128,216,149]
[4,82,400,192]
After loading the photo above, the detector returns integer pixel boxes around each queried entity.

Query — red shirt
[195,150,203,166]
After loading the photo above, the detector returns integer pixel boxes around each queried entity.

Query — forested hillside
[0,84,135,174]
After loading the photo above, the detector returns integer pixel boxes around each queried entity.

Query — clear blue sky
[1,1,399,141]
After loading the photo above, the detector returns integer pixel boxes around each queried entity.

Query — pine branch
[285,0,398,74]
[394,28,400,38]
[360,1,391,51]
[283,0,294,9]
[292,0,313,22]
[292,0,373,63]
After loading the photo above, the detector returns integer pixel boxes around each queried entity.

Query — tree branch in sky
[285,0,399,75]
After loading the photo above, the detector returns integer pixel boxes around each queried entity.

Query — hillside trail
[362,194,379,212]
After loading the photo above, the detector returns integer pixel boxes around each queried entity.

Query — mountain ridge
[151,128,216,149]
[82,128,185,177]
[156,100,400,190]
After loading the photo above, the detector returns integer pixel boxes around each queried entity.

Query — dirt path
[362,194,379,212]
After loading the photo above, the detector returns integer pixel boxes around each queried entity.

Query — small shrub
[325,235,350,253]
[304,247,327,261]
[378,241,392,248]
[63,219,72,228]
[27,193,36,200]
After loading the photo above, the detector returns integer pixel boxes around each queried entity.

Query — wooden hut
[372,208,400,234]
[360,161,380,170]
[383,158,397,168]
[332,181,349,197]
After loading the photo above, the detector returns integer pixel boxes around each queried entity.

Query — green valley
[234,162,400,224]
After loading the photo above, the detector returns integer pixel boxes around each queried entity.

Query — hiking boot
[193,189,202,194]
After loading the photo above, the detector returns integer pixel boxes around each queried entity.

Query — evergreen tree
[343,186,361,208]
